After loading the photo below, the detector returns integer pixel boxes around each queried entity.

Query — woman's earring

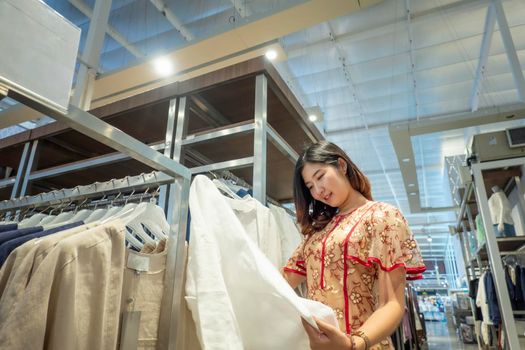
[308,200,315,216]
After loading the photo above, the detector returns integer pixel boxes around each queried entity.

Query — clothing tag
[127,253,150,272]
[119,311,141,350]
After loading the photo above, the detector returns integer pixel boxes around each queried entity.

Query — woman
[283,141,426,350]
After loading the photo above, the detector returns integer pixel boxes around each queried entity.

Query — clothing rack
[1,6,191,346]
[0,172,171,214]
[466,157,525,350]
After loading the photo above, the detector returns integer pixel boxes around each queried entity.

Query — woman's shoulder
[368,201,403,215]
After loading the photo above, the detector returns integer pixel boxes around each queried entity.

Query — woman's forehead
[301,162,330,179]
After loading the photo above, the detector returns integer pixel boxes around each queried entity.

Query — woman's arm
[352,267,406,349]
[282,269,306,289]
[302,267,406,350]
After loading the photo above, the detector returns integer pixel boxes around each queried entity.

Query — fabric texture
[0,226,43,246]
[475,215,486,248]
[0,223,96,311]
[0,224,17,233]
[119,248,167,350]
[485,272,501,324]
[269,204,302,270]
[186,175,338,350]
[492,223,516,237]
[475,272,493,326]
[283,201,426,349]
[0,221,84,266]
[488,191,514,231]
[0,220,126,350]
[225,195,282,268]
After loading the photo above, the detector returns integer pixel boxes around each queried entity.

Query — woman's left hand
[301,317,352,350]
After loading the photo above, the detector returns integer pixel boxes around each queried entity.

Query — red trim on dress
[283,267,307,276]
[342,202,377,334]
[345,255,427,275]
[320,215,345,289]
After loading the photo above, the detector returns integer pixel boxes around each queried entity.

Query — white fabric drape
[186,175,337,350]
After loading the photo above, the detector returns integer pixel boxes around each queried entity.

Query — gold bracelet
[352,330,371,350]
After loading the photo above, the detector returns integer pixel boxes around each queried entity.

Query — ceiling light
[408,183,415,187]
[308,114,318,122]
[427,235,432,242]
[265,50,277,60]
[402,158,411,162]
[153,57,174,76]
[410,192,417,196]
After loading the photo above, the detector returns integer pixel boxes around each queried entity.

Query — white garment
[225,196,282,268]
[186,175,338,350]
[475,272,493,326]
[476,272,492,346]
[511,204,525,236]
[488,191,514,231]
[269,204,301,267]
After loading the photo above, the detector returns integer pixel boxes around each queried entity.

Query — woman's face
[301,160,351,208]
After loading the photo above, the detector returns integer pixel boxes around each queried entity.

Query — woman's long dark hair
[293,141,372,236]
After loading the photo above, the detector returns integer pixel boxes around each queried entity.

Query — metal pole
[512,176,525,231]
[173,97,188,163]
[253,74,267,205]
[471,162,520,349]
[71,0,112,109]
[10,142,30,199]
[159,99,178,211]
[158,176,191,350]
[19,140,39,197]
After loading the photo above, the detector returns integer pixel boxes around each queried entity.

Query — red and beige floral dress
[283,201,426,349]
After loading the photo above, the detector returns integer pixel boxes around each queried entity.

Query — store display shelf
[476,236,525,260]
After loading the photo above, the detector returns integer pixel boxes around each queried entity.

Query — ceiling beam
[229,0,251,18]
[149,0,194,41]
[190,94,230,126]
[90,0,381,106]
[286,0,487,56]
[404,0,420,121]
[68,0,144,58]
[492,0,525,102]
[470,2,496,112]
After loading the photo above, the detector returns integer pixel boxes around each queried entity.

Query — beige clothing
[0,220,126,350]
[0,223,97,310]
[119,248,167,350]
[140,241,157,254]
[153,238,167,253]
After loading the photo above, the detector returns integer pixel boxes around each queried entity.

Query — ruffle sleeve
[346,203,426,280]
[282,239,307,277]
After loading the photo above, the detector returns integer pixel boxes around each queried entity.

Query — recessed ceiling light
[410,192,417,196]
[265,49,277,60]
[402,158,411,162]
[408,183,415,187]
[308,114,318,122]
[153,57,174,76]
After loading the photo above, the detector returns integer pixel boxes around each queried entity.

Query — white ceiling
[3,0,525,268]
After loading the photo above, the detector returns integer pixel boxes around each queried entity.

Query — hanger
[83,193,108,223]
[58,196,93,226]
[212,179,242,199]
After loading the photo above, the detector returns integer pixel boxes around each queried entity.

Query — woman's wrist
[350,336,366,350]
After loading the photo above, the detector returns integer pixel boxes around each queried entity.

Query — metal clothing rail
[0,171,171,212]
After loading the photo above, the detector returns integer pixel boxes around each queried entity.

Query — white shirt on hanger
[186,175,338,350]
[225,196,282,268]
